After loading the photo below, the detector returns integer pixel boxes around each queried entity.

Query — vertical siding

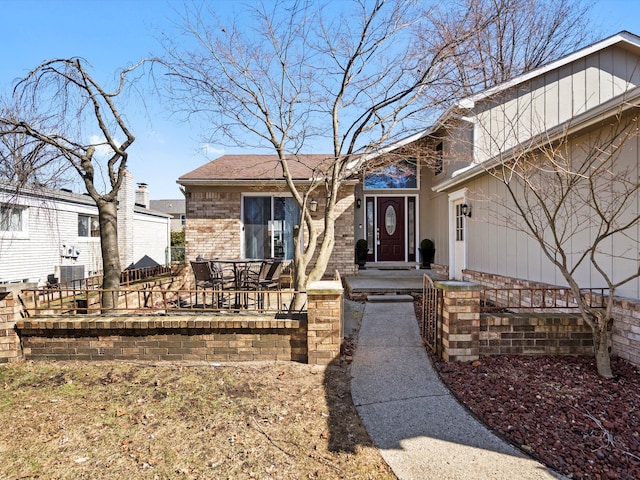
[458,119,640,299]
[473,46,640,165]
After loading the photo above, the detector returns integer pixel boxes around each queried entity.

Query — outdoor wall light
[461,203,472,217]
[356,197,362,209]
[309,199,318,212]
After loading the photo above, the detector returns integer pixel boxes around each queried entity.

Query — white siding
[0,182,170,286]
[132,213,170,268]
[0,196,102,285]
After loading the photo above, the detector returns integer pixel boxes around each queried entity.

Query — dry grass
[0,360,394,480]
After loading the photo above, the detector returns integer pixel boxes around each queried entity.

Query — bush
[355,238,368,250]
[420,238,434,250]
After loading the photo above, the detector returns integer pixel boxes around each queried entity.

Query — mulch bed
[433,355,640,480]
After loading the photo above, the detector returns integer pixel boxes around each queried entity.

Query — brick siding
[184,185,357,280]
[480,313,593,356]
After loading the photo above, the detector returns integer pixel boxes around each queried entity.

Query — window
[180,214,186,226]
[0,204,24,232]
[243,196,300,259]
[78,214,100,237]
[455,203,464,241]
[364,159,418,189]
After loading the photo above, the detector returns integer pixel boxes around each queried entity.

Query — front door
[377,197,405,261]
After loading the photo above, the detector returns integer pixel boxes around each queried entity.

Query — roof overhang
[433,85,640,193]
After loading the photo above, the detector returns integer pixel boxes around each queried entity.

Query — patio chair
[240,259,283,308]
[190,260,222,307]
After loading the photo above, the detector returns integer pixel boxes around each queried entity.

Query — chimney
[135,183,149,208]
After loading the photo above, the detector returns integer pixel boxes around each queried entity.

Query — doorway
[448,190,467,280]
[365,196,416,263]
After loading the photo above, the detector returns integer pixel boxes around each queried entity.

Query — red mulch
[432,354,640,480]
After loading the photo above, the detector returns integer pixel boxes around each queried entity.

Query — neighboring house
[0,171,171,286]
[149,198,186,233]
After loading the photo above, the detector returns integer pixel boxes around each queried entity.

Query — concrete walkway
[350,299,565,480]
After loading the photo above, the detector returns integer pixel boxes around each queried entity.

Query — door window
[384,205,397,235]
[455,203,464,241]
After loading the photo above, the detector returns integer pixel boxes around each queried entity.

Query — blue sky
[2,0,640,199]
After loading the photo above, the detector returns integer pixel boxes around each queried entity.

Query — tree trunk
[593,324,613,379]
[97,199,121,310]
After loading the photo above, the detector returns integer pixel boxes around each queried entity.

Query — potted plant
[419,238,435,269]
[355,239,369,269]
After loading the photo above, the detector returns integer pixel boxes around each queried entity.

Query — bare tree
[424,0,593,96]
[477,100,640,378]
[0,102,72,189]
[161,0,487,303]
[0,58,142,309]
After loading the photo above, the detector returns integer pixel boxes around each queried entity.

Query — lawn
[0,360,394,480]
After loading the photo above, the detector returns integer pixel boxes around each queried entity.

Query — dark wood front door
[377,197,405,261]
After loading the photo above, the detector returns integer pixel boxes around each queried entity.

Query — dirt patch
[0,359,394,480]
[433,355,640,480]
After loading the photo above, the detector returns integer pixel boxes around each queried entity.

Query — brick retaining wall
[480,313,593,356]
[463,269,640,367]
[18,315,308,363]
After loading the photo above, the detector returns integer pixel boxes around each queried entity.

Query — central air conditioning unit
[59,265,85,288]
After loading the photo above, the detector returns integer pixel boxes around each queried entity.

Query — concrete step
[366,294,414,303]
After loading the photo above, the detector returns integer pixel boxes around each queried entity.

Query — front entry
[377,197,405,261]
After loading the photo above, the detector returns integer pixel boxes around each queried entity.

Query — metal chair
[190,260,221,307]
[241,259,283,309]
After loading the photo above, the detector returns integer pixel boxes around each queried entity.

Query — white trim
[448,189,467,280]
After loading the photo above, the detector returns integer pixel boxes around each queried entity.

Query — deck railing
[21,286,300,316]
[480,287,607,313]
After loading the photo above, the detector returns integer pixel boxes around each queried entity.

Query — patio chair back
[261,259,283,288]
[190,260,218,289]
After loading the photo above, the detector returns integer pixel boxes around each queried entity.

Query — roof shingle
[178,154,336,182]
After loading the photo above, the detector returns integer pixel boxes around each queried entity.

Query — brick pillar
[0,287,26,363]
[435,281,481,362]
[306,280,343,365]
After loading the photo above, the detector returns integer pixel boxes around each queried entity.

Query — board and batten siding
[473,45,640,164]
[464,119,640,299]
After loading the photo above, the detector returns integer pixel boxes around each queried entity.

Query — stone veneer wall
[463,269,640,367]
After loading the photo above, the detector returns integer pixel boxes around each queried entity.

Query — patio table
[211,258,265,307]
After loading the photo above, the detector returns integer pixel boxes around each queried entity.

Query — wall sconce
[309,199,318,212]
[356,198,362,209]
[461,203,472,217]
